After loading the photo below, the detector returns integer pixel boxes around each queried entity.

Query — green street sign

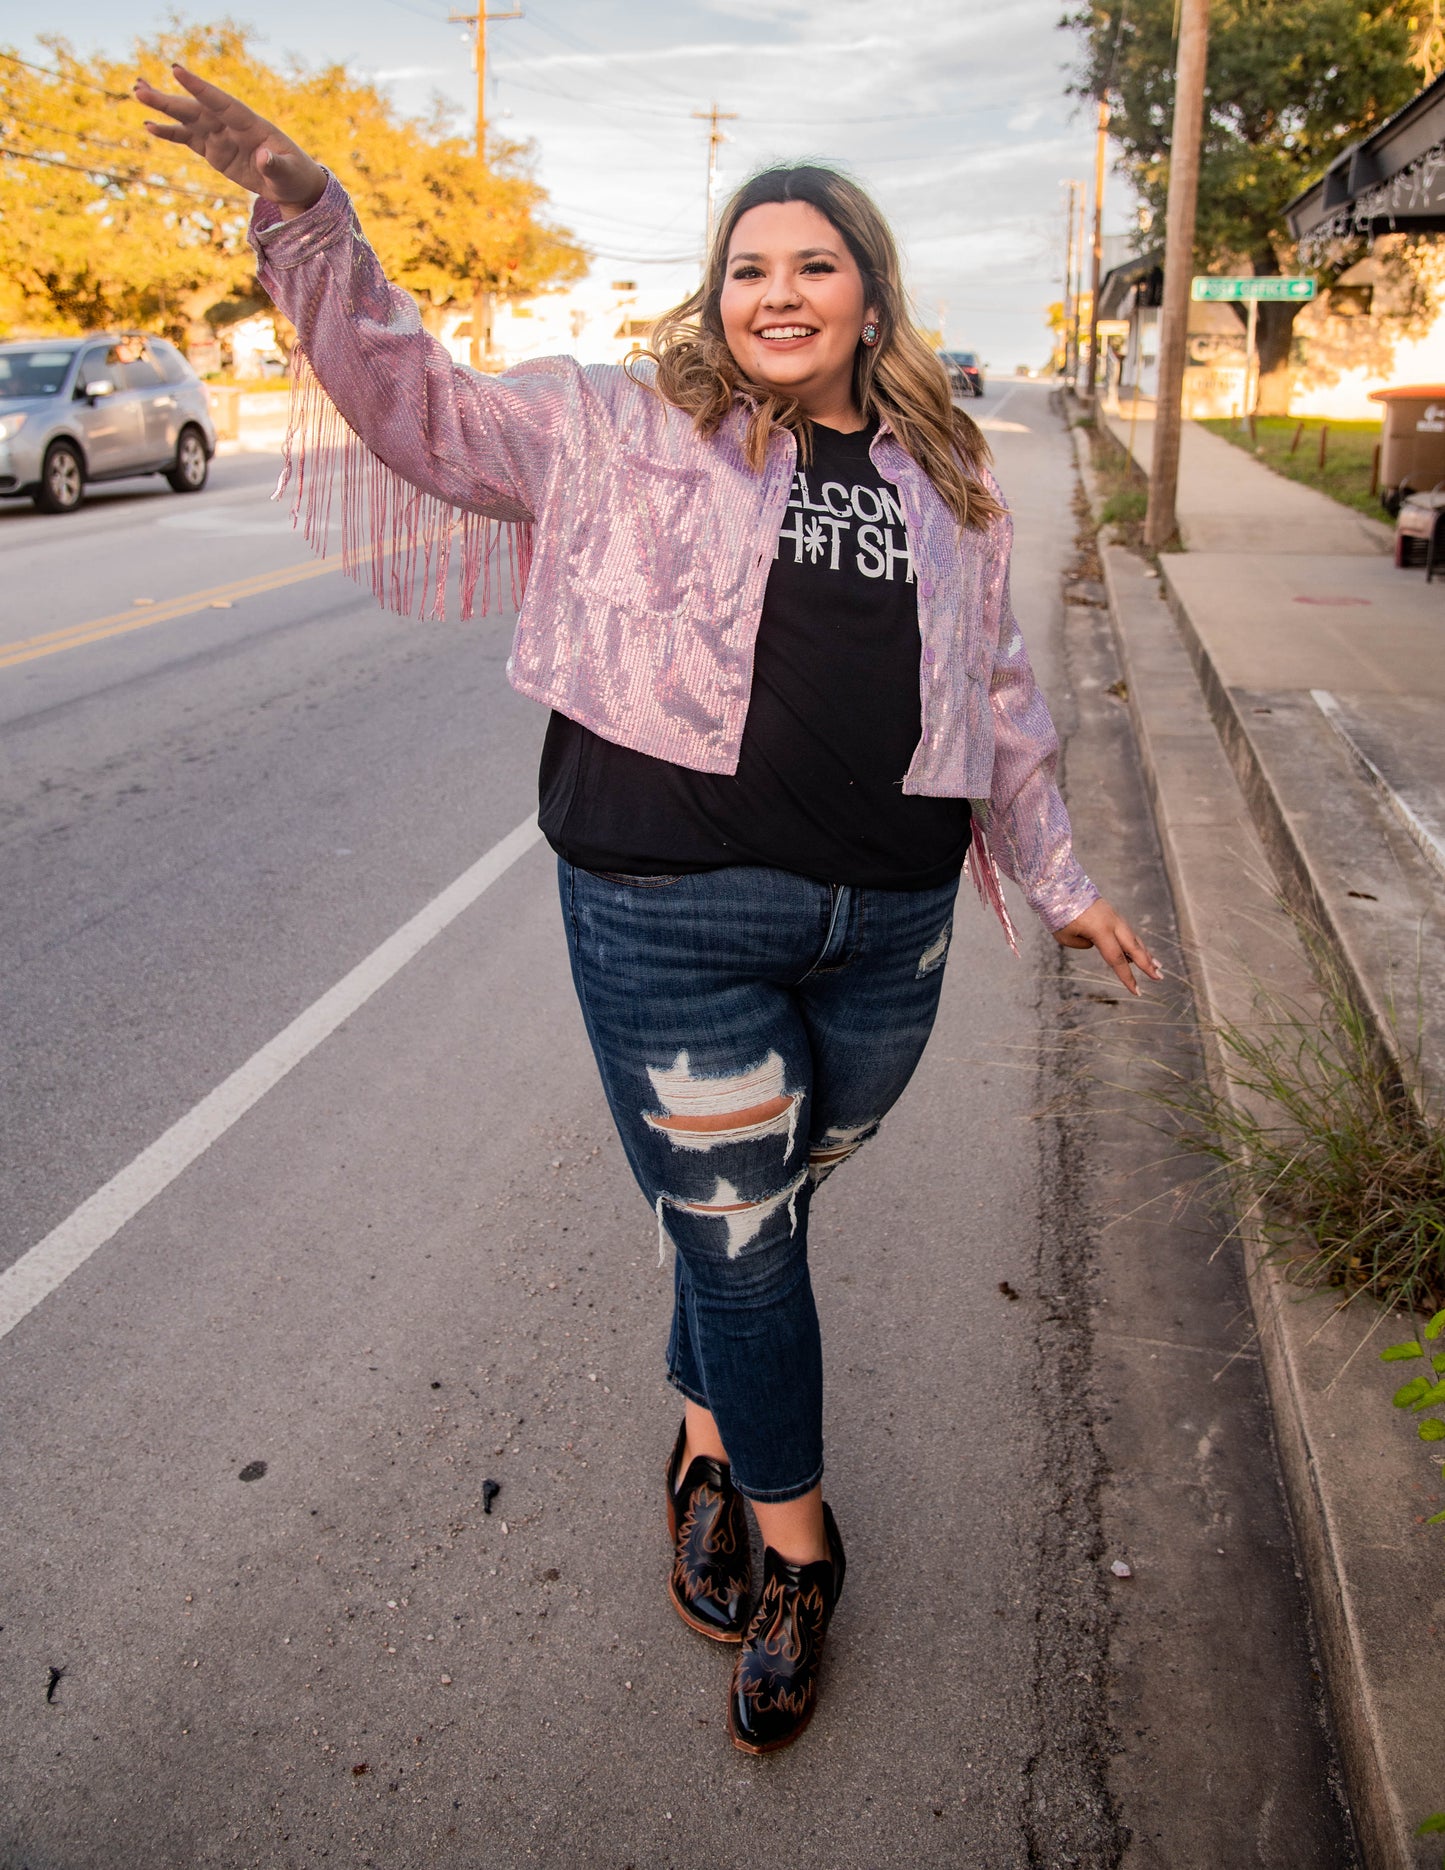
[1191,275,1317,301]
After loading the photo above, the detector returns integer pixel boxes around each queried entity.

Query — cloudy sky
[20,0,1130,369]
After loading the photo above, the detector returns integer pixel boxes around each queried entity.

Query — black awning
[1097,249,1164,320]
[1287,70,1445,245]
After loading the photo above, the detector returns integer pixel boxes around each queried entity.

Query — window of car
[105,338,164,389]
[74,345,119,397]
[120,349,166,390]
[947,351,979,368]
[69,340,170,392]
[150,339,195,384]
[0,348,78,398]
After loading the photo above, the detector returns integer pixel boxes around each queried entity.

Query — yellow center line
[0,554,346,671]
[6,560,331,652]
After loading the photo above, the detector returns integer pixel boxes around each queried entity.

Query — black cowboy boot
[727,1502,845,1754]
[665,1420,752,1643]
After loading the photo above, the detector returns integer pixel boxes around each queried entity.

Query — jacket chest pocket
[579,452,713,618]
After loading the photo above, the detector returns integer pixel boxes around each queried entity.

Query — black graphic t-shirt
[538,418,973,889]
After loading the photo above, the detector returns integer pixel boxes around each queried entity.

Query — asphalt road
[0,386,1356,1868]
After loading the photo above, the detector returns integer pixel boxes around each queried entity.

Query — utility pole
[1083,96,1109,404]
[1062,180,1078,380]
[693,103,737,257]
[1072,183,1088,383]
[449,0,523,369]
[1145,0,1210,549]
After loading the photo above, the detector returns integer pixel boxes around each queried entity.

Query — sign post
[1190,277,1318,301]
[1191,277,1318,416]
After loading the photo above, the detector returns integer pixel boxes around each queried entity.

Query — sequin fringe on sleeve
[964,812,1021,955]
[271,348,534,623]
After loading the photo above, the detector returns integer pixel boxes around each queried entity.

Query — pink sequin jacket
[249,178,1097,935]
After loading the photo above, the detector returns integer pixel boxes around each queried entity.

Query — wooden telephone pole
[1062,180,1081,380]
[692,103,737,256]
[449,0,523,369]
[1083,96,1109,403]
[1145,0,1210,548]
[1072,183,1088,382]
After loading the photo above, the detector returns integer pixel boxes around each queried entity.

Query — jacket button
[921,579,935,598]
[922,646,936,665]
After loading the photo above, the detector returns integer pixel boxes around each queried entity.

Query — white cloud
[499,37,890,73]
[21,0,1121,366]
[366,64,448,83]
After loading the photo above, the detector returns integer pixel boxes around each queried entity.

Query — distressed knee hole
[656,1171,808,1261]
[807,1120,879,1186]
[651,1094,792,1137]
[643,1049,800,1154]
[916,919,953,978]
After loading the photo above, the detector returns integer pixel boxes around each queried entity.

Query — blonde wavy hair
[644,164,1003,533]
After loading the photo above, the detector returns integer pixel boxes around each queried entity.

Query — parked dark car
[941,349,985,397]
[0,335,216,514]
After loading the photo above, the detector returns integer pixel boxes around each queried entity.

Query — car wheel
[33,440,85,513]
[166,426,209,494]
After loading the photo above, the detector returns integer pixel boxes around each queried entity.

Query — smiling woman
[650,165,1002,530]
[133,59,1160,1760]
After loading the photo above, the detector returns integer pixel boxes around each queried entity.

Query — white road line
[972,387,1024,433]
[0,813,543,1343]
[985,386,1019,419]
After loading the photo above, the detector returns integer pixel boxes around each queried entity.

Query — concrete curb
[1154,561,1445,1112]
[1070,417,1442,1870]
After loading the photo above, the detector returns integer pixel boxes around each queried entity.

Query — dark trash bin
[1369,384,1445,514]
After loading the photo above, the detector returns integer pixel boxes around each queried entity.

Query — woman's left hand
[1053,898,1163,996]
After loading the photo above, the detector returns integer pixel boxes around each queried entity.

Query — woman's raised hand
[135,65,326,216]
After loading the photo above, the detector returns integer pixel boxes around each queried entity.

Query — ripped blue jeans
[559,860,960,1503]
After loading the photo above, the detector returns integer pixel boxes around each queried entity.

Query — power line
[741,105,978,127]
[494,72,690,161]
[488,16,970,126]
[377,0,455,20]
[508,9,689,110]
[0,50,131,101]
[494,71,695,121]
[2,112,155,158]
[0,143,247,205]
[546,193,696,235]
[587,246,698,265]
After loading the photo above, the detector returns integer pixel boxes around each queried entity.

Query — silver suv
[0,334,217,514]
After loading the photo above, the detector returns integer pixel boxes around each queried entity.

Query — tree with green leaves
[1064,0,1426,410]
[0,21,586,354]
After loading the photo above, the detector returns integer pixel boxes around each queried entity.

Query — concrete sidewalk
[1081,403,1445,1868]
[1102,403,1445,1100]
[1107,404,1395,555]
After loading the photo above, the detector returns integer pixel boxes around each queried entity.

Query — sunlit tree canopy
[1063,0,1426,406]
[0,20,587,347]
